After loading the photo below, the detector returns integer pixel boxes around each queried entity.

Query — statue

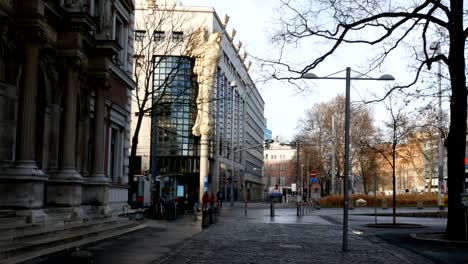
[188,27,222,137]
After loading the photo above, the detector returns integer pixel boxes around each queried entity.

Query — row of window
[265,154,287,160]
[267,164,286,171]
[135,30,184,42]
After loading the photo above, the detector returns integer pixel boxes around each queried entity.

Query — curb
[410,232,468,246]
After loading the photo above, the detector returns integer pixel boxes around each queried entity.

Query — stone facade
[0,0,135,223]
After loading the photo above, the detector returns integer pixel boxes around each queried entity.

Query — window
[153,31,165,42]
[108,126,123,183]
[172,31,183,42]
[113,14,128,69]
[135,30,146,41]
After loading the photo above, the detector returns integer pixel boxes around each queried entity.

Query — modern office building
[0,1,135,222]
[132,1,265,201]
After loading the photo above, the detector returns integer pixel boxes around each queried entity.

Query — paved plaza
[45,203,468,264]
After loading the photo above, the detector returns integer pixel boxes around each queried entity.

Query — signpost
[461,194,468,241]
[310,171,317,183]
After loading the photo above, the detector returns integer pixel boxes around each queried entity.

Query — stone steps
[0,210,15,218]
[0,217,31,230]
[0,217,120,244]
[0,218,146,264]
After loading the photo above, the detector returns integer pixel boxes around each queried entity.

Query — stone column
[47,104,61,170]
[47,55,83,207]
[82,82,110,207]
[0,37,47,210]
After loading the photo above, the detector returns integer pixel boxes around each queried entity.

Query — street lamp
[430,41,445,210]
[303,67,395,251]
[229,80,237,207]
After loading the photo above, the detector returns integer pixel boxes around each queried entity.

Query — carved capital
[16,24,48,46]
[59,49,88,73]
[88,71,111,90]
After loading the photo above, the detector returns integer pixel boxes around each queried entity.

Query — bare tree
[297,95,376,195]
[355,146,380,195]
[373,94,413,224]
[266,0,466,240]
[408,104,449,192]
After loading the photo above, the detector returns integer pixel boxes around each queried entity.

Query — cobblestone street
[45,203,467,264]
[154,205,436,264]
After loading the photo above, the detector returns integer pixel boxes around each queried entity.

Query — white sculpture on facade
[188,27,222,137]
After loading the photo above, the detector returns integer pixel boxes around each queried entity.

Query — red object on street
[209,194,216,205]
[136,196,143,203]
[202,192,209,204]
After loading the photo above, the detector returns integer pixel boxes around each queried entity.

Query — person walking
[216,190,223,209]
[202,191,209,211]
[209,193,216,209]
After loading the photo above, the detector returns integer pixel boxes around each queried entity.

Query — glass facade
[152,56,197,157]
[233,90,239,161]
[226,80,232,158]
[151,55,201,186]
[218,72,225,156]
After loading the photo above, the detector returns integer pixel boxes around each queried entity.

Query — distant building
[133,1,265,201]
[263,141,297,199]
[376,136,429,194]
[0,1,135,222]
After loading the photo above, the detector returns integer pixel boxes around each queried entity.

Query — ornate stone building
[0,0,135,223]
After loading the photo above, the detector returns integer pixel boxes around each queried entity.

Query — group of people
[201,190,225,211]
[185,190,225,214]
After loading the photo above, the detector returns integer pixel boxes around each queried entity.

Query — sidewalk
[42,215,203,264]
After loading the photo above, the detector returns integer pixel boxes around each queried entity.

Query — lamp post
[229,80,237,207]
[430,41,445,210]
[303,67,394,251]
[331,115,337,194]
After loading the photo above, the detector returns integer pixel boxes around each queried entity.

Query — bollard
[416,200,424,209]
[244,200,247,217]
[202,210,209,228]
[212,207,217,223]
[208,208,214,224]
[270,202,275,217]
[297,202,300,216]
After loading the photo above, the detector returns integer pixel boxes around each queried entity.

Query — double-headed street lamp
[303,67,394,251]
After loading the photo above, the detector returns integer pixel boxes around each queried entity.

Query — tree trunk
[392,140,396,225]
[445,0,467,241]
[128,112,145,204]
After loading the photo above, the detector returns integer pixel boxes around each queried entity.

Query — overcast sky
[181,0,449,141]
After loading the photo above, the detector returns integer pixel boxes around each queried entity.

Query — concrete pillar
[0,39,46,209]
[199,135,209,203]
[82,84,110,206]
[47,56,83,206]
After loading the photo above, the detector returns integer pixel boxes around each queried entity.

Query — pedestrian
[209,193,216,209]
[192,192,199,213]
[216,190,223,209]
[202,191,209,211]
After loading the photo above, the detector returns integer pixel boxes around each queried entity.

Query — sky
[180,0,447,141]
